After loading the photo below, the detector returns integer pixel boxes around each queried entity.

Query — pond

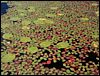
[1,2,9,15]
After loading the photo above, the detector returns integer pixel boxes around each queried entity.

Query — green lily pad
[40,40,52,48]
[66,69,71,73]
[28,46,39,54]
[80,18,89,21]
[17,9,26,13]
[10,16,21,21]
[56,42,71,49]
[20,37,31,42]
[1,23,10,29]
[95,11,99,16]
[27,6,35,12]
[19,12,27,17]
[1,53,15,63]
[50,7,58,10]
[22,20,31,26]
[45,14,56,17]
[2,33,13,40]
[34,18,54,25]
[22,26,30,30]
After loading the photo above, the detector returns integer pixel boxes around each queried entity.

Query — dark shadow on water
[1,2,9,15]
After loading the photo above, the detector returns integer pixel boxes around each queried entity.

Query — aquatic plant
[28,46,39,54]
[10,16,21,21]
[45,14,56,17]
[20,37,31,42]
[1,53,15,63]
[56,42,71,49]
[40,40,52,48]
[22,20,31,26]
[2,33,13,40]
[34,18,54,25]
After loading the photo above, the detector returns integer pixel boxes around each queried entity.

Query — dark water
[1,2,9,15]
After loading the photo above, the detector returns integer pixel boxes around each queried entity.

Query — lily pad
[10,16,21,21]
[28,46,39,54]
[50,7,58,10]
[22,20,31,26]
[2,33,13,40]
[66,69,71,73]
[95,11,99,16]
[27,6,35,12]
[56,42,71,49]
[19,12,27,17]
[22,26,30,30]
[45,14,56,17]
[20,37,31,42]
[57,13,64,16]
[80,18,89,21]
[40,40,52,48]
[92,41,99,48]
[34,18,54,25]
[1,53,15,63]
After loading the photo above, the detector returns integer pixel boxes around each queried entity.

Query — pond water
[1,2,9,15]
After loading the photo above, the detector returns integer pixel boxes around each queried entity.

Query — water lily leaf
[10,16,21,21]
[80,18,89,21]
[92,3,98,6]
[17,9,26,13]
[46,14,56,17]
[22,26,30,30]
[28,46,39,54]
[92,41,98,48]
[2,33,13,39]
[56,42,71,49]
[20,37,31,42]
[19,12,27,17]
[50,7,58,10]
[27,6,35,12]
[34,18,54,25]
[66,69,71,73]
[95,11,99,16]
[57,13,64,16]
[1,53,15,63]
[22,20,31,26]
[40,40,52,47]
[1,23,10,29]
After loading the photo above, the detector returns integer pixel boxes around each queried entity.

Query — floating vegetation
[1,53,15,63]
[2,33,13,40]
[22,20,31,26]
[40,40,52,48]
[1,1,99,75]
[34,18,54,25]
[20,37,31,42]
[27,46,39,54]
[50,7,58,10]
[56,42,71,49]
[45,14,56,18]
[10,16,21,21]
[27,6,35,12]
[80,17,89,21]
